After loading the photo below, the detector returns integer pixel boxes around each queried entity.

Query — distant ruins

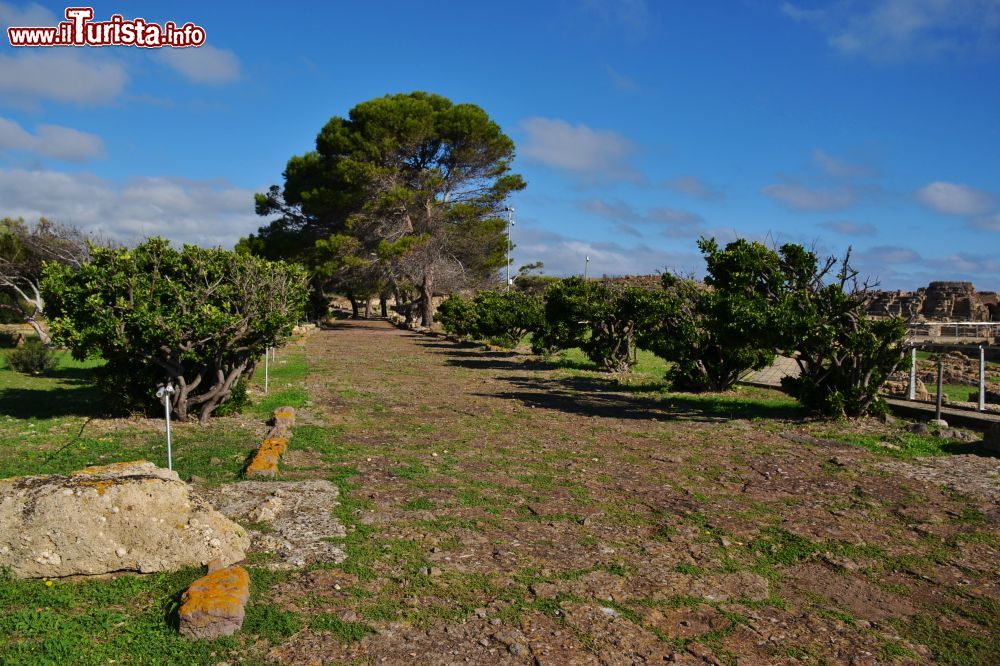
[867,282,999,322]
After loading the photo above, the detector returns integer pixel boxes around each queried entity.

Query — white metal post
[980,345,986,412]
[584,256,590,280]
[908,347,917,401]
[156,383,175,471]
[264,347,270,394]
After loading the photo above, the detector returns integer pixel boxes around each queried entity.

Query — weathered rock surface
[0,461,249,579]
[245,437,287,477]
[178,565,251,639]
[198,480,346,570]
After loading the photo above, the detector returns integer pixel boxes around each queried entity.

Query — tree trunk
[26,318,51,344]
[348,293,360,319]
[364,298,371,319]
[380,294,388,318]
[420,270,434,327]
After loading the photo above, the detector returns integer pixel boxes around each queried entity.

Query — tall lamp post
[503,206,515,292]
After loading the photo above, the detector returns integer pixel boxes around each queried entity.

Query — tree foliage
[250,92,526,325]
[640,239,782,391]
[537,278,668,372]
[438,290,544,348]
[776,246,909,417]
[42,238,307,423]
[0,217,91,342]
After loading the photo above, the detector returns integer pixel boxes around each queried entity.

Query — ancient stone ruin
[867,281,999,322]
[0,461,249,579]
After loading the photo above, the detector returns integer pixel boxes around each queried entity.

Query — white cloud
[856,245,922,265]
[916,181,996,216]
[514,226,701,277]
[926,252,1000,275]
[819,219,877,236]
[761,181,858,211]
[580,0,652,39]
[159,45,241,84]
[812,149,876,179]
[603,64,639,92]
[971,212,1000,231]
[0,50,128,105]
[520,117,641,183]
[782,0,1000,61]
[0,116,104,161]
[0,1,57,28]
[0,168,261,247]
[581,198,705,237]
[663,175,724,201]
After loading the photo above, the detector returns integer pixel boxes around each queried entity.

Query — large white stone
[0,461,249,579]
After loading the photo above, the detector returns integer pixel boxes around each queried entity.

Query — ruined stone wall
[867,281,996,321]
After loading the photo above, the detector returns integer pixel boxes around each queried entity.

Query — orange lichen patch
[71,479,119,496]
[73,460,149,476]
[244,437,288,477]
[261,437,288,455]
[178,565,250,639]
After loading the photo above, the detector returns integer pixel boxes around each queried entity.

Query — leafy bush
[6,338,57,375]
[776,245,909,417]
[437,295,478,338]
[214,376,250,416]
[538,278,667,372]
[438,291,544,348]
[639,239,782,392]
[43,238,308,423]
[469,290,544,348]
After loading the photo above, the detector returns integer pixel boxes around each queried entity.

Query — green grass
[820,430,962,459]
[0,567,266,665]
[552,346,669,379]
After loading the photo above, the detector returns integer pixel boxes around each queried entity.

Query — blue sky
[1,1,998,290]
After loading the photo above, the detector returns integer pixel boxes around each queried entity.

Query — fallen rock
[0,461,249,579]
[245,437,287,478]
[179,565,251,639]
[273,406,296,433]
[198,480,346,570]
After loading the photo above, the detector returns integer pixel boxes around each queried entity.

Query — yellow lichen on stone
[244,437,287,477]
[178,565,250,639]
[73,460,150,476]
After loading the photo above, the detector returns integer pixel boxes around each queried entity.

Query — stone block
[178,565,251,639]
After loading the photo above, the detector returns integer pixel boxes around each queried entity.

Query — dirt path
[271,319,999,665]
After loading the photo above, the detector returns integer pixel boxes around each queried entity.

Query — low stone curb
[178,563,251,639]
[244,407,296,478]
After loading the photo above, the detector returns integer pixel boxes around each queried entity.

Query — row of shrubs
[438,238,910,418]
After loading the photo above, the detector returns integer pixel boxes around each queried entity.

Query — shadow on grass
[44,366,98,384]
[939,440,1000,459]
[476,374,804,422]
[0,385,109,419]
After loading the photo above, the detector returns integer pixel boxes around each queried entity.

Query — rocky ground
[257,319,998,665]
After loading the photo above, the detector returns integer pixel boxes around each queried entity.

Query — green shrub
[537,278,667,372]
[439,291,545,348]
[469,290,544,348]
[42,238,307,423]
[776,244,909,417]
[214,375,250,416]
[437,295,478,338]
[6,339,57,375]
[639,239,783,392]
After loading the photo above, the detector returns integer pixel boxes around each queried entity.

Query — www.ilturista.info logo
[7,7,206,48]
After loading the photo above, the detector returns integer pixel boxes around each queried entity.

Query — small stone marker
[178,564,251,639]
[273,406,296,434]
[244,407,297,478]
[245,437,287,477]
